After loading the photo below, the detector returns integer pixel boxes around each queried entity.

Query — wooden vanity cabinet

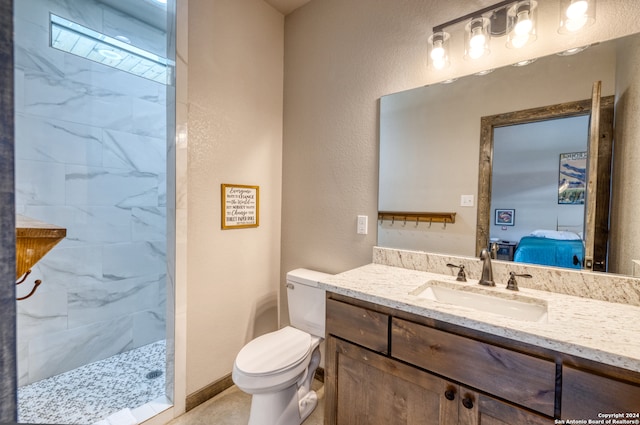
[325,295,554,425]
[326,335,551,425]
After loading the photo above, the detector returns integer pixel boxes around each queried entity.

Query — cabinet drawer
[326,298,389,354]
[391,317,556,416]
[562,366,640,419]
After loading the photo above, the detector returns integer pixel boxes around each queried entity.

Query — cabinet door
[325,336,458,425]
[562,365,640,419]
[456,388,552,425]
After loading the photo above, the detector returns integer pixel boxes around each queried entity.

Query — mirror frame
[475,96,615,263]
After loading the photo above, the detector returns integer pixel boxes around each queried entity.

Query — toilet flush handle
[286,283,295,289]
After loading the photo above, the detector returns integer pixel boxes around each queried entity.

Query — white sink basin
[412,281,548,322]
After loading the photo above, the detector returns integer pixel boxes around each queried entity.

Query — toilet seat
[235,326,312,376]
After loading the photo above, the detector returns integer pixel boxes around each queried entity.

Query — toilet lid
[235,326,312,376]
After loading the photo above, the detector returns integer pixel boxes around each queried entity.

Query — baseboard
[185,373,234,412]
[185,367,325,412]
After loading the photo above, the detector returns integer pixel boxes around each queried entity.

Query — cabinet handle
[462,397,474,409]
[444,389,456,401]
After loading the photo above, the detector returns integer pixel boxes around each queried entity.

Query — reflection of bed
[514,231,584,269]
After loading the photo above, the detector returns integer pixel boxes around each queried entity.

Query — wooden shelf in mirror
[378,211,456,225]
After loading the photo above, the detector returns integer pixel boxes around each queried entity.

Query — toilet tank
[286,268,331,338]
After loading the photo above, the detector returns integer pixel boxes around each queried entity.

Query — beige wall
[185,0,283,396]
[280,0,640,323]
[611,35,640,275]
[177,0,640,401]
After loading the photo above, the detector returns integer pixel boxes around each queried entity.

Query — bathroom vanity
[319,253,640,424]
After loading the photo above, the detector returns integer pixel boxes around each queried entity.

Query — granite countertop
[319,263,640,373]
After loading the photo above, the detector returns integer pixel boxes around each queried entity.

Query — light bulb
[566,0,588,20]
[510,33,530,48]
[465,18,489,60]
[559,0,594,34]
[514,11,533,35]
[429,31,449,69]
[468,46,485,59]
[432,58,447,70]
[507,1,537,49]
[430,42,444,61]
[470,30,486,49]
[565,16,588,32]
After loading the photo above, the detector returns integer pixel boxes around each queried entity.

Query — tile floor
[167,379,325,425]
[18,340,168,425]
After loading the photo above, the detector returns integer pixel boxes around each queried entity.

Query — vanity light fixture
[428,0,535,69]
[428,0,593,71]
[559,0,596,33]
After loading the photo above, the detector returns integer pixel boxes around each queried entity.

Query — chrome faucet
[479,248,495,286]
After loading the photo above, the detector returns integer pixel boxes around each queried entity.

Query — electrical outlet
[357,215,368,235]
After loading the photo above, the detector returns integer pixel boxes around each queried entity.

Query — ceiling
[263,0,311,15]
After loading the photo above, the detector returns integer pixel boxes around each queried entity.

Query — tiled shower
[14,0,171,422]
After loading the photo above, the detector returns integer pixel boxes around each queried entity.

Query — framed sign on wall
[221,184,259,229]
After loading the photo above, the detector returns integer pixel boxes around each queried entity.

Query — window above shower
[50,13,173,84]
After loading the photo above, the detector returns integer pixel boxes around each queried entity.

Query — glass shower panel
[14,0,174,423]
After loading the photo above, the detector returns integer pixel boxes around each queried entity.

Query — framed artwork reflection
[558,151,586,205]
[495,209,515,226]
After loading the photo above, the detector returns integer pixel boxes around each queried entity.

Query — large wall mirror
[378,32,640,276]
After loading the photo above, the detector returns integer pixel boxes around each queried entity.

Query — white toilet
[232,268,331,425]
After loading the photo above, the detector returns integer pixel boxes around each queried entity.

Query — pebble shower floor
[18,340,166,424]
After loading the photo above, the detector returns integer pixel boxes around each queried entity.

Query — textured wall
[281,0,640,323]
[0,0,16,420]
[185,0,284,395]
[610,36,640,275]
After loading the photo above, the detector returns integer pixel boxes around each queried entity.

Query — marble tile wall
[14,0,168,386]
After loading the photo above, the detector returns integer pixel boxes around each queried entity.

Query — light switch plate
[357,215,368,234]
[460,195,474,207]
